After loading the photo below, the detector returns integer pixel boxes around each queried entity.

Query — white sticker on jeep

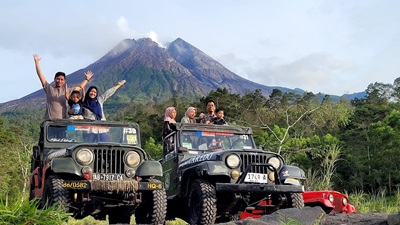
[180,153,214,167]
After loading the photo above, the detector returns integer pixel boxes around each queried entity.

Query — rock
[219,207,326,225]
[388,211,400,225]
[322,212,390,225]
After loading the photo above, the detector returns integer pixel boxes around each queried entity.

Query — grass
[349,188,400,213]
[2,189,400,224]
[0,197,189,225]
[0,199,69,225]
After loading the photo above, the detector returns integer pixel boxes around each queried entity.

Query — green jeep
[159,123,305,224]
[29,119,166,224]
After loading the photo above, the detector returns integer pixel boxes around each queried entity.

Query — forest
[1,79,400,210]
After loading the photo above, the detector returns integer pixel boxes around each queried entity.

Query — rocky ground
[220,207,400,225]
[322,212,391,225]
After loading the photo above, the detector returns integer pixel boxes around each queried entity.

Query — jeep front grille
[93,149,125,174]
[239,153,269,173]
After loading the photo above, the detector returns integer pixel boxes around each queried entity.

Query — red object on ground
[240,190,356,220]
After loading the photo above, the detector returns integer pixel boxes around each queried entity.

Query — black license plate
[93,173,124,181]
[62,181,90,189]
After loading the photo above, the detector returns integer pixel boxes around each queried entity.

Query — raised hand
[33,54,41,63]
[118,80,126,86]
[84,71,94,80]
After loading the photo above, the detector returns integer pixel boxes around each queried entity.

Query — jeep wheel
[39,175,70,211]
[286,193,304,209]
[108,208,132,224]
[135,179,167,225]
[187,179,217,225]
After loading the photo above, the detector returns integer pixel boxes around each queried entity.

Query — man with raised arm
[33,54,93,120]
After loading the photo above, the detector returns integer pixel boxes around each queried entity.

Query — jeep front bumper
[62,180,163,192]
[215,183,304,193]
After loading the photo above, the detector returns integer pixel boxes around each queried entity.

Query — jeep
[29,119,167,224]
[159,123,305,224]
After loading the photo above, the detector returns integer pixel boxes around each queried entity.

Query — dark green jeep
[29,120,166,224]
[159,123,305,224]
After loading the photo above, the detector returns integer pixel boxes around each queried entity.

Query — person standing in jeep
[33,54,93,120]
[200,99,216,124]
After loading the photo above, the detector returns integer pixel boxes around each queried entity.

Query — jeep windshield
[180,130,255,151]
[47,124,138,145]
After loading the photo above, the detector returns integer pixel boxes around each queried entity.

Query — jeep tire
[286,192,305,209]
[135,179,167,225]
[187,179,217,225]
[39,175,71,211]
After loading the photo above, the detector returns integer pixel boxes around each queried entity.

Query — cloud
[227,53,358,95]
[116,16,136,37]
[216,53,250,78]
[146,31,166,48]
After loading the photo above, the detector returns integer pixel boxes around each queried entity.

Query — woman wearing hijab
[82,80,126,142]
[163,106,177,139]
[180,106,196,123]
[82,80,126,121]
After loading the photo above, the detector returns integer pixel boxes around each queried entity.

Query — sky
[1,1,400,103]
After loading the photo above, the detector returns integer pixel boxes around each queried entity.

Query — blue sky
[1,1,399,103]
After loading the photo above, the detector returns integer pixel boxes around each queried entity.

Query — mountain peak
[0,37,304,112]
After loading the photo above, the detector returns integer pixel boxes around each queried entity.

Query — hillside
[0,37,306,113]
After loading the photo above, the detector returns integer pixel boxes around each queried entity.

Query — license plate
[138,182,164,190]
[93,173,124,181]
[62,181,90,189]
[244,172,268,183]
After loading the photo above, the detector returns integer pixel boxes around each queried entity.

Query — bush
[0,199,69,225]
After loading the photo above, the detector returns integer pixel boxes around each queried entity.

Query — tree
[366,110,400,194]
[144,137,163,160]
[366,82,393,104]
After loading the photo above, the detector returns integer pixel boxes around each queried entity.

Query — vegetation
[0,199,69,225]
[2,78,400,223]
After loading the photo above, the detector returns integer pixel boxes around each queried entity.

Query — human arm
[81,86,85,101]
[33,54,46,87]
[97,80,126,103]
[65,83,69,100]
[113,80,126,91]
[75,71,93,91]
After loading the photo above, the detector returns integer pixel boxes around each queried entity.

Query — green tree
[366,110,400,194]
[143,137,163,160]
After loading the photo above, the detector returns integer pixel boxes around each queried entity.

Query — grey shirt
[43,82,70,120]
[82,87,116,121]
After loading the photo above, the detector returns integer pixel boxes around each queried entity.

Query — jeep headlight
[226,154,240,169]
[342,197,348,206]
[125,151,141,168]
[267,157,281,169]
[329,194,334,203]
[76,148,94,166]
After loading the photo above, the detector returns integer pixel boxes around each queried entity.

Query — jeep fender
[136,160,163,177]
[182,161,231,177]
[179,161,231,198]
[50,158,82,176]
[279,165,306,185]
